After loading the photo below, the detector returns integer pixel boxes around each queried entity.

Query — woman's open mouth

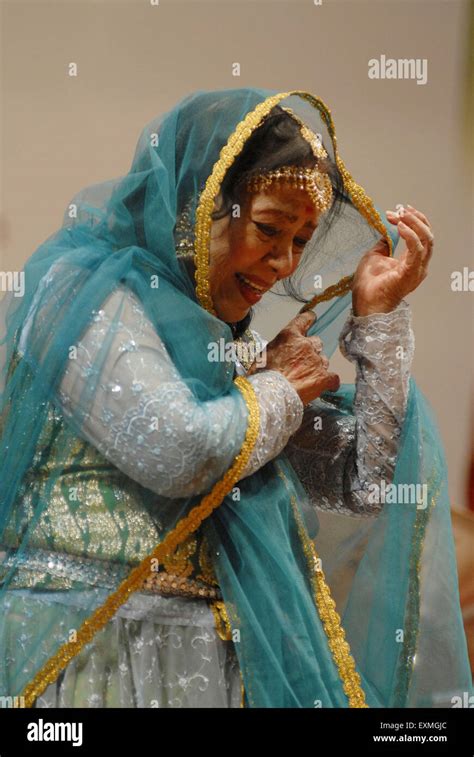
[235,272,267,304]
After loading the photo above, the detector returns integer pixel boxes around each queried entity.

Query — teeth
[237,273,265,292]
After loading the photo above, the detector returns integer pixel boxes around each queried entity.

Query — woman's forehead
[248,187,319,226]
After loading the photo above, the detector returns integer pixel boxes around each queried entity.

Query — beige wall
[1,0,472,507]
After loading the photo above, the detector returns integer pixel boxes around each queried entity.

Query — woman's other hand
[352,205,434,317]
[247,311,340,405]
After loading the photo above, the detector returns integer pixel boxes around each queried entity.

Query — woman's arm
[55,285,304,499]
[283,300,414,517]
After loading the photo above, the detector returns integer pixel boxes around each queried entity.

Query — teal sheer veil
[0,88,471,707]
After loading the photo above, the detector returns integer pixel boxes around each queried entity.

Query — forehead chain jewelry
[244,107,333,214]
[175,108,333,258]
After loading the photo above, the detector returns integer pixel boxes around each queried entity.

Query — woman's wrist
[352,299,403,318]
[352,299,404,318]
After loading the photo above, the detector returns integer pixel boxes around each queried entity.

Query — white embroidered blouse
[53,285,415,517]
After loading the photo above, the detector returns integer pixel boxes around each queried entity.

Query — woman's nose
[267,244,294,277]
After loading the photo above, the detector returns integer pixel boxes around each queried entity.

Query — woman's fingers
[320,355,330,370]
[322,372,340,392]
[387,207,434,267]
[397,219,426,272]
[400,211,433,244]
[307,337,330,370]
[398,215,433,271]
[386,205,432,230]
[401,211,434,265]
[406,204,432,229]
[388,210,433,276]
[308,335,323,352]
[307,336,331,370]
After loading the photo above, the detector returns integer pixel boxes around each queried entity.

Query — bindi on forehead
[250,190,317,221]
[251,204,318,230]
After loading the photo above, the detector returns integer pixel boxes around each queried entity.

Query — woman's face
[209,184,320,323]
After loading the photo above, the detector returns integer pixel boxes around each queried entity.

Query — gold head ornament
[245,165,333,214]
[244,109,333,214]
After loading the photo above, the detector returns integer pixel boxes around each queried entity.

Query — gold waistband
[141,570,222,601]
[0,547,222,602]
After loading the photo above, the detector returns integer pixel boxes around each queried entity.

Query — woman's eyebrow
[253,208,317,229]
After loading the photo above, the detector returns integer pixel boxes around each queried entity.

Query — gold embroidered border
[21,375,260,708]
[276,464,368,708]
[209,594,247,706]
[209,599,233,641]
[209,601,246,707]
[193,90,393,315]
[393,472,441,706]
[209,590,248,707]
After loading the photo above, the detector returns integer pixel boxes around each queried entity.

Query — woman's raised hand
[247,311,340,405]
[351,205,434,317]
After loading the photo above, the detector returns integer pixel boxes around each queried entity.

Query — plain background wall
[1,0,473,508]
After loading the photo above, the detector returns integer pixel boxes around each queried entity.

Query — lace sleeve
[54,285,303,499]
[284,300,415,517]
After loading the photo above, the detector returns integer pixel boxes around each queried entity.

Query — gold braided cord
[194,90,393,315]
[299,274,354,313]
[209,600,233,641]
[21,375,260,708]
[276,464,368,708]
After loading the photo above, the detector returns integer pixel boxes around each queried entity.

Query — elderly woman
[0,88,471,709]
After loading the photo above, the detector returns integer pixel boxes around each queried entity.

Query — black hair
[214,106,350,338]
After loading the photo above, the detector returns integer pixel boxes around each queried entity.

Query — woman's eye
[254,222,308,249]
[294,238,309,249]
[255,222,278,237]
